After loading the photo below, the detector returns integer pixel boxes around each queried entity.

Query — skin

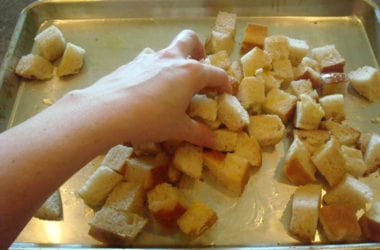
[0,29,231,249]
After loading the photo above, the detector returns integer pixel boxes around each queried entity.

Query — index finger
[166,29,205,60]
[198,63,232,94]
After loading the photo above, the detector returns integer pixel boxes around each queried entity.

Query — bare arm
[0,30,231,248]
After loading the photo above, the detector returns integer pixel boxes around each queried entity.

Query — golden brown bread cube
[240,23,268,53]
[359,202,380,242]
[173,143,203,179]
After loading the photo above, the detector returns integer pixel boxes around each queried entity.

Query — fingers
[180,118,216,148]
[166,29,205,60]
[198,63,232,94]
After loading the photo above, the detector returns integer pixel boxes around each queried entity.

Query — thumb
[181,118,215,148]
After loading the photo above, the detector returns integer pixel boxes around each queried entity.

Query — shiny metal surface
[0,0,379,248]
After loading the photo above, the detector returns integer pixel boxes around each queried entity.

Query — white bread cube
[289,184,321,242]
[237,76,265,110]
[217,93,249,131]
[34,190,63,221]
[15,54,54,80]
[34,25,66,61]
[319,94,345,122]
[323,174,373,211]
[177,201,217,237]
[78,166,123,207]
[359,201,380,241]
[284,138,317,185]
[272,59,294,83]
[364,133,380,174]
[311,45,345,73]
[56,42,85,77]
[240,23,268,53]
[348,66,380,102]
[289,79,319,100]
[294,94,325,130]
[205,50,231,70]
[227,60,243,84]
[320,73,348,96]
[188,94,218,121]
[319,204,361,243]
[147,183,187,228]
[211,129,238,152]
[125,156,161,190]
[205,30,234,55]
[213,11,237,36]
[240,47,272,77]
[104,181,144,214]
[173,143,203,179]
[248,114,285,147]
[262,88,297,124]
[322,120,361,147]
[341,145,366,178]
[298,56,320,72]
[264,35,290,61]
[235,132,262,168]
[101,144,133,174]
[294,66,322,90]
[256,70,282,93]
[89,207,147,243]
[293,129,330,154]
[288,37,309,66]
[311,137,346,186]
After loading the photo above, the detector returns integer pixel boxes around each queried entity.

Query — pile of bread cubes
[27,12,380,245]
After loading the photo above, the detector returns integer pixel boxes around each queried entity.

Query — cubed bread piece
[264,35,290,61]
[89,207,147,243]
[213,11,237,36]
[173,143,203,179]
[131,142,161,156]
[125,156,163,190]
[294,94,325,130]
[348,66,380,102]
[240,23,268,53]
[311,45,345,73]
[272,59,294,83]
[188,94,218,121]
[15,54,54,80]
[56,42,86,77]
[167,163,182,184]
[359,201,380,241]
[262,88,297,124]
[256,70,282,93]
[320,73,348,96]
[235,132,262,168]
[319,94,345,122]
[289,79,319,100]
[34,25,66,61]
[211,129,238,152]
[217,93,249,131]
[341,145,366,178]
[205,30,234,55]
[311,137,346,186]
[323,174,373,211]
[284,138,317,185]
[101,144,133,174]
[227,60,243,83]
[203,150,225,170]
[240,47,272,77]
[319,204,362,243]
[293,129,330,154]
[322,119,361,147]
[248,114,285,147]
[104,182,144,214]
[237,76,265,110]
[34,190,63,221]
[288,37,309,66]
[294,66,322,90]
[78,166,123,207]
[298,56,320,72]
[147,183,187,227]
[364,133,380,174]
[205,50,231,70]
[204,118,222,130]
[177,201,218,237]
[289,184,321,242]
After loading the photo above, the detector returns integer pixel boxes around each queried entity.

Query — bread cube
[240,23,268,53]
[289,184,321,242]
[341,145,366,178]
[213,11,237,36]
[311,45,345,73]
[104,182,144,214]
[147,183,187,227]
[89,207,147,243]
[294,66,322,90]
[78,166,123,207]
[177,201,217,237]
[319,204,361,243]
[272,59,294,83]
[288,37,309,66]
[293,129,330,154]
[284,138,317,185]
[217,93,249,131]
[15,54,54,80]
[319,94,345,122]
[320,73,348,96]
[101,144,133,173]
[125,156,163,190]
[227,60,243,83]
[248,114,285,147]
[173,143,203,179]
[131,142,161,156]
[34,25,66,61]
[211,129,238,152]
[240,47,272,77]
[322,120,361,147]
[204,118,222,130]
[364,133,380,174]
[294,94,325,130]
[56,42,86,77]
[348,66,380,102]
[234,132,262,168]
[264,35,290,61]
[205,30,234,55]
[167,163,182,184]
[311,137,346,186]
[289,79,318,100]
[188,94,218,121]
[256,70,282,93]
[359,201,380,241]
[237,76,265,110]
[262,88,297,124]
[34,190,63,221]
[205,50,231,70]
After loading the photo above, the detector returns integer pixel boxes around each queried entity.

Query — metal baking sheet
[1,0,379,248]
